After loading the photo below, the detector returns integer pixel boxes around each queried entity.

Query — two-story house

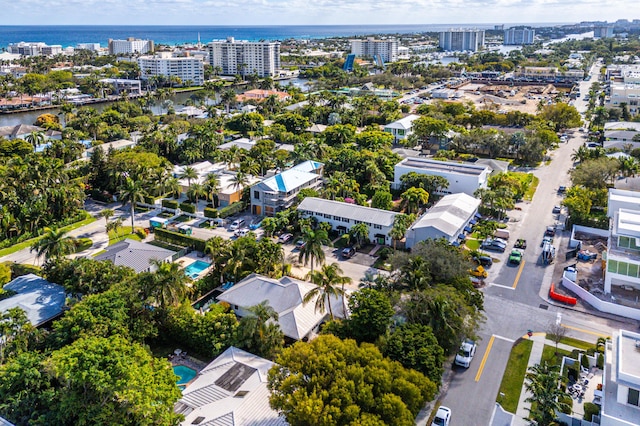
[384,114,420,143]
[250,160,323,216]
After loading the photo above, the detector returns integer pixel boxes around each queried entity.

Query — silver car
[454,339,477,368]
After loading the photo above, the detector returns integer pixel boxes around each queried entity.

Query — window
[324,214,331,219]
[333,216,341,220]
[628,388,639,406]
[342,218,350,223]
[253,190,260,200]
[374,224,382,229]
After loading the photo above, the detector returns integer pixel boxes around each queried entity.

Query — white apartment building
[594,26,614,39]
[350,38,398,63]
[439,29,485,52]
[393,157,490,196]
[503,28,535,45]
[207,37,280,77]
[76,43,101,51]
[108,38,154,55]
[137,52,204,86]
[7,42,62,56]
[297,197,400,245]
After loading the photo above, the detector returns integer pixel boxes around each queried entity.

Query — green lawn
[74,238,93,252]
[0,215,97,257]
[541,344,572,367]
[108,227,143,245]
[497,338,534,413]
[465,238,481,251]
[559,336,598,351]
[523,175,540,202]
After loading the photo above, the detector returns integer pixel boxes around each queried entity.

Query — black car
[341,246,356,258]
[473,255,493,267]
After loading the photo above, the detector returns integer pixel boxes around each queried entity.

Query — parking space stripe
[512,260,526,289]
[487,283,515,290]
[475,335,495,382]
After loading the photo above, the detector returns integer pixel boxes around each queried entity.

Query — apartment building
[350,37,398,63]
[607,65,640,114]
[503,28,535,45]
[7,42,62,56]
[207,37,280,77]
[251,160,323,216]
[594,25,614,39]
[108,38,154,55]
[439,29,485,52]
[137,52,204,86]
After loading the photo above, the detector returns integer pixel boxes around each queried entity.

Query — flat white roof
[616,209,640,238]
[298,197,399,227]
[618,329,640,384]
[397,157,489,177]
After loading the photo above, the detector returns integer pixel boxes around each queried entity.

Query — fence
[562,274,640,321]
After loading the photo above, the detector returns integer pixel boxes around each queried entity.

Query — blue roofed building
[0,274,66,327]
[250,160,323,216]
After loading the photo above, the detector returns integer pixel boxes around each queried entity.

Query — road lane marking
[561,324,610,338]
[493,335,515,343]
[512,260,526,289]
[475,335,495,382]
[488,283,515,290]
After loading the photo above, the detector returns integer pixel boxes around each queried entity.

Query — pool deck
[176,252,213,280]
[171,354,208,389]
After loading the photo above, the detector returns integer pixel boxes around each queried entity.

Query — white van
[229,219,245,231]
[494,229,510,240]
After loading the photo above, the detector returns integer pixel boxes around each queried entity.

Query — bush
[581,353,590,370]
[597,353,604,369]
[204,207,219,218]
[162,199,179,209]
[74,237,93,252]
[143,195,157,205]
[218,201,244,219]
[134,227,147,239]
[583,402,600,421]
[154,228,206,252]
[0,263,11,285]
[10,263,41,279]
[179,202,196,214]
[377,246,394,261]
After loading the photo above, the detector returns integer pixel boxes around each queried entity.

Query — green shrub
[134,227,147,239]
[218,202,244,218]
[74,237,93,252]
[560,394,573,414]
[583,402,600,421]
[162,199,179,209]
[0,263,11,285]
[597,353,604,369]
[10,263,41,279]
[204,207,219,218]
[154,228,206,252]
[179,202,196,214]
[143,195,157,205]
[581,353,590,370]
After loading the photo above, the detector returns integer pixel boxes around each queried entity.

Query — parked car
[431,406,452,426]
[229,219,245,231]
[514,239,527,249]
[508,249,523,265]
[234,228,250,238]
[558,186,566,194]
[473,255,493,267]
[541,235,554,247]
[295,240,307,250]
[341,246,356,259]
[545,226,556,237]
[552,205,561,214]
[454,339,477,368]
[278,233,293,244]
[469,265,488,278]
[481,239,506,252]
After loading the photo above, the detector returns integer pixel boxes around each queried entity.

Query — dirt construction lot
[454,82,570,115]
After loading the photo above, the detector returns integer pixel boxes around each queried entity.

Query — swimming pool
[173,365,197,385]
[184,260,211,279]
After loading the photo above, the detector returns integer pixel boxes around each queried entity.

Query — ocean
[0,24,569,49]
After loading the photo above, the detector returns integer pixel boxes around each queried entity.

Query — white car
[229,219,245,231]
[432,406,451,426]
[234,228,250,238]
[454,339,477,368]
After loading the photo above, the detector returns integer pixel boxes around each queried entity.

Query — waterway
[0,77,311,127]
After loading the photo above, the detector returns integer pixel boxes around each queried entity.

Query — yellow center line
[512,260,526,289]
[475,335,495,382]
[561,324,610,338]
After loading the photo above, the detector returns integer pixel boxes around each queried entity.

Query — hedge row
[204,207,219,218]
[154,228,206,252]
[179,202,196,214]
[218,202,244,219]
[162,199,179,209]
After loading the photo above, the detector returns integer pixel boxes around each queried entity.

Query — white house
[250,160,323,216]
[384,114,420,143]
[600,329,640,425]
[174,346,287,426]
[297,197,400,245]
[393,157,490,196]
[405,193,481,248]
[84,139,136,158]
[217,273,347,341]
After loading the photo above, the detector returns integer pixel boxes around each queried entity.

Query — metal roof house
[405,193,481,248]
[0,274,66,327]
[393,157,490,196]
[174,346,287,426]
[384,114,420,143]
[217,273,346,341]
[250,161,323,216]
[298,197,400,245]
[94,239,176,273]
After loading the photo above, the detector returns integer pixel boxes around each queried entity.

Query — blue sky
[2,0,638,25]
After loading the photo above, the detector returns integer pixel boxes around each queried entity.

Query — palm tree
[401,187,429,215]
[99,208,114,223]
[524,362,571,425]
[236,301,284,359]
[221,89,236,113]
[203,173,220,206]
[231,171,249,191]
[106,217,123,240]
[298,228,330,273]
[304,262,350,320]
[179,166,198,190]
[118,177,146,231]
[187,182,206,207]
[149,260,190,309]
[25,131,45,151]
[30,227,78,262]
[349,222,369,248]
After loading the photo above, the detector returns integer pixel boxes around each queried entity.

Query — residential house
[0,274,66,327]
[384,114,420,143]
[217,273,347,341]
[600,329,640,425]
[94,239,176,273]
[98,78,142,96]
[393,157,490,196]
[297,197,400,245]
[174,346,287,426]
[0,124,61,141]
[217,138,256,151]
[405,193,481,248]
[607,66,640,114]
[250,160,323,216]
[604,122,640,150]
[236,89,291,103]
[84,139,136,158]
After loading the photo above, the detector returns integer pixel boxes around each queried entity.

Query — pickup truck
[514,239,527,249]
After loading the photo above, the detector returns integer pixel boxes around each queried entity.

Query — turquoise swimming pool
[184,260,211,279]
[173,365,197,385]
